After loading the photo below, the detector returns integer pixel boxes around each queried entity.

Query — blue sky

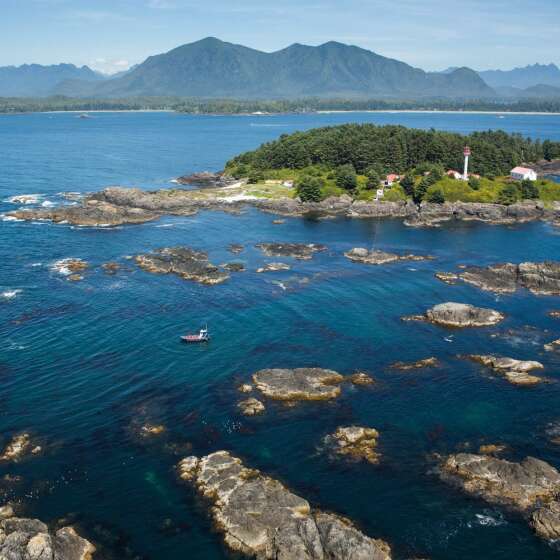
[1,0,559,73]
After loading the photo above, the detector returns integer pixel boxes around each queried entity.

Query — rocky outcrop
[348,372,375,386]
[175,171,233,186]
[178,451,392,559]
[135,247,229,285]
[255,243,326,260]
[256,262,291,273]
[434,272,458,284]
[344,248,434,265]
[403,302,504,328]
[252,368,344,401]
[228,244,244,254]
[222,262,245,272]
[544,339,560,352]
[324,426,381,464]
[436,262,560,296]
[237,398,265,416]
[439,453,560,542]
[51,258,88,282]
[101,262,120,275]
[8,199,157,227]
[463,355,544,386]
[0,512,95,559]
[390,357,439,370]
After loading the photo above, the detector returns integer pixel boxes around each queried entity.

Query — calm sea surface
[1,111,560,559]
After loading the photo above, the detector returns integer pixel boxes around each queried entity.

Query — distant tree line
[2,95,560,115]
[227,123,560,177]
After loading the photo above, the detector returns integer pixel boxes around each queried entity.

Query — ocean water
[1,111,560,559]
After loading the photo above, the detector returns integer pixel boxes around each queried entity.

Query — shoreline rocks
[255,243,326,260]
[463,355,544,386]
[324,426,381,464]
[178,451,392,559]
[0,512,95,559]
[252,368,345,401]
[8,187,560,229]
[135,247,229,285]
[344,248,434,265]
[403,302,504,328]
[438,453,560,542]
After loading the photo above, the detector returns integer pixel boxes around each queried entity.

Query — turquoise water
[1,111,560,559]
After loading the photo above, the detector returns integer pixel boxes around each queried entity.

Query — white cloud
[90,58,132,75]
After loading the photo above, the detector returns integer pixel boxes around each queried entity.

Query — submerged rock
[237,384,253,394]
[237,398,265,416]
[548,310,560,319]
[0,512,95,559]
[344,248,434,265]
[178,451,392,559]
[140,424,166,436]
[135,247,229,285]
[544,338,560,352]
[546,422,560,445]
[222,262,245,272]
[403,302,504,328]
[439,453,560,542]
[324,426,381,464]
[102,262,120,274]
[464,355,544,386]
[51,258,88,281]
[256,262,291,273]
[252,368,345,401]
[255,243,326,260]
[228,244,244,254]
[439,262,560,296]
[0,433,40,462]
[390,357,440,370]
[478,444,508,455]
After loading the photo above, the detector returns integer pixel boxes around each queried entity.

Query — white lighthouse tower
[462,146,471,181]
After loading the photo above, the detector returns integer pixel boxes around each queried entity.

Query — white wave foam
[5,194,42,205]
[155,223,175,228]
[1,215,23,222]
[1,289,22,300]
[41,200,55,207]
[470,511,507,528]
[51,258,87,276]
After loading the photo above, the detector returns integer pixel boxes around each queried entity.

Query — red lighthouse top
[464,146,471,156]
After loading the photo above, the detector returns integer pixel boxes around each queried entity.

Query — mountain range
[1,38,559,100]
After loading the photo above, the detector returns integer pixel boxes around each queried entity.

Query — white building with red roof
[511,166,537,181]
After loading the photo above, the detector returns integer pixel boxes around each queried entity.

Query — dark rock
[222,262,245,272]
[255,243,326,260]
[135,247,229,285]
[178,451,392,559]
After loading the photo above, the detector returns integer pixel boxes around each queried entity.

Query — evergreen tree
[399,175,415,198]
[335,164,357,190]
[520,179,539,199]
[468,177,481,190]
[426,188,445,204]
[296,176,323,202]
[497,183,521,205]
[365,169,381,190]
[414,176,432,203]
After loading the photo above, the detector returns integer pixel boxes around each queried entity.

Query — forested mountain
[54,37,495,99]
[228,124,560,177]
[0,63,102,97]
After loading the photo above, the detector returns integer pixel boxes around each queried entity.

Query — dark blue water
[1,111,560,559]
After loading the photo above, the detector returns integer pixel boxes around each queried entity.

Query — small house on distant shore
[385,174,400,186]
[511,166,537,181]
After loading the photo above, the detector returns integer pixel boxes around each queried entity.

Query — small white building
[511,167,537,181]
[282,180,294,188]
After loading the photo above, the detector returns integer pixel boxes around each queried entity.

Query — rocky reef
[390,357,439,370]
[255,243,326,260]
[463,355,544,386]
[344,248,434,265]
[252,368,345,401]
[323,426,381,464]
[0,509,95,560]
[178,451,392,559]
[348,372,375,385]
[439,453,560,542]
[436,262,560,296]
[135,247,229,285]
[0,433,41,462]
[545,338,560,352]
[403,302,505,328]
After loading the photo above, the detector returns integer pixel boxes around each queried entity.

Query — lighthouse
[463,146,471,181]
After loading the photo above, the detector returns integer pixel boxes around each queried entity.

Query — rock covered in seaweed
[324,426,381,464]
[463,355,544,386]
[344,248,434,265]
[0,512,95,560]
[403,302,504,328]
[252,368,344,401]
[348,372,375,385]
[390,357,440,370]
[135,247,229,285]
[438,453,560,542]
[255,243,326,260]
[177,450,392,559]
[0,433,41,462]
